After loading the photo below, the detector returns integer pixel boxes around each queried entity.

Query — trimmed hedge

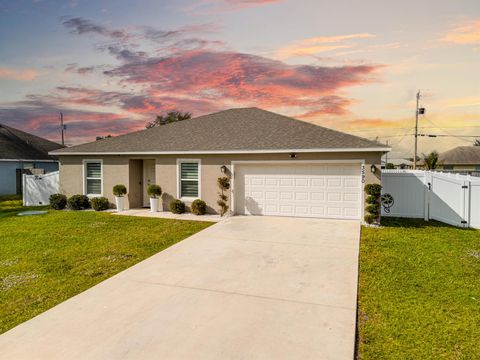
[49,193,67,210]
[67,195,90,210]
[170,199,185,214]
[364,213,377,224]
[91,197,110,211]
[364,183,382,196]
[113,184,127,197]
[366,203,381,215]
[147,184,162,198]
[191,199,207,215]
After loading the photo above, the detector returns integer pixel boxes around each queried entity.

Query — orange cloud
[441,19,480,44]
[0,66,39,81]
[276,33,375,59]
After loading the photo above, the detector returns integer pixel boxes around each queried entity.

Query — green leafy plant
[422,150,439,170]
[49,193,67,210]
[217,176,230,216]
[364,183,382,225]
[170,199,186,214]
[147,184,162,198]
[386,162,396,169]
[91,197,110,211]
[191,199,207,215]
[113,184,127,197]
[67,195,90,210]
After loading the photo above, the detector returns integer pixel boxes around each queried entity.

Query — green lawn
[0,197,213,334]
[358,218,480,359]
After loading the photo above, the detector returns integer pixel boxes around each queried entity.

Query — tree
[474,139,480,146]
[96,135,112,141]
[146,110,192,128]
[385,162,395,169]
[422,151,439,170]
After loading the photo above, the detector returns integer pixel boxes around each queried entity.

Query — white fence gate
[23,171,59,206]
[381,170,480,229]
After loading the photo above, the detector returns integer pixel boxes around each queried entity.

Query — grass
[358,217,480,359]
[0,196,213,334]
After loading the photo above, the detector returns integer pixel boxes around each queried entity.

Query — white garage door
[234,163,362,219]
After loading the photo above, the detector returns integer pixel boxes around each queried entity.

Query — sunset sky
[1,0,479,158]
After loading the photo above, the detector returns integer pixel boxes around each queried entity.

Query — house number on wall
[361,165,366,183]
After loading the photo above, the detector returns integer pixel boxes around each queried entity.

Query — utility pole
[60,112,66,146]
[413,90,421,169]
[385,140,389,166]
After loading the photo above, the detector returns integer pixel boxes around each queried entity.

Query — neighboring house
[381,158,413,169]
[436,146,480,172]
[0,124,64,195]
[50,108,390,219]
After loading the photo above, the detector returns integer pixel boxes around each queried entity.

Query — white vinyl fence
[381,170,480,229]
[23,171,59,206]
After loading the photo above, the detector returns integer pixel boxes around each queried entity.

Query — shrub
[67,194,90,210]
[49,193,67,210]
[147,184,162,198]
[191,199,207,215]
[366,195,378,205]
[364,183,382,196]
[91,197,110,211]
[170,199,185,214]
[364,213,377,224]
[113,184,127,197]
[366,203,381,215]
[217,176,230,216]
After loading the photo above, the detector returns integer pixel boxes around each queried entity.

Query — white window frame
[176,159,201,201]
[83,159,103,197]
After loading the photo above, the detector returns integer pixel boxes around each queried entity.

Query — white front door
[234,163,362,219]
[143,159,156,207]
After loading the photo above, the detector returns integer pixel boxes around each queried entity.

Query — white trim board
[50,147,391,156]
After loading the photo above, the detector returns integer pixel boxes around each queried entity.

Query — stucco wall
[58,152,382,214]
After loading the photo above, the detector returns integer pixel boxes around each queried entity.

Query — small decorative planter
[113,184,128,212]
[147,184,162,213]
[115,196,125,212]
[149,197,159,212]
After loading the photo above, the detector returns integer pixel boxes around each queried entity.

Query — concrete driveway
[0,216,360,360]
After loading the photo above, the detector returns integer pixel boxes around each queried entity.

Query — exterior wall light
[370,164,377,174]
[220,165,227,174]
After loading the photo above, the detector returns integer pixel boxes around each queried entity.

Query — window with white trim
[85,161,102,196]
[179,161,199,198]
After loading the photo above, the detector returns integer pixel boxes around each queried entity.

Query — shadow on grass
[380,217,475,230]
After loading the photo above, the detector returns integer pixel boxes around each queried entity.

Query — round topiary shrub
[366,195,378,204]
[366,203,381,215]
[113,184,127,197]
[91,197,110,211]
[67,194,91,210]
[364,183,382,197]
[364,213,377,224]
[191,199,207,215]
[49,193,67,210]
[147,184,162,198]
[170,199,185,214]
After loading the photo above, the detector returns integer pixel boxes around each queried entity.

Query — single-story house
[436,146,480,172]
[0,123,63,195]
[381,158,413,169]
[50,108,390,220]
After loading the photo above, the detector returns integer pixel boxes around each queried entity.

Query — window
[178,160,200,199]
[84,160,102,196]
[443,165,454,171]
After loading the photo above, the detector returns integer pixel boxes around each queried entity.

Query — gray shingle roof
[439,146,480,165]
[52,107,388,155]
[0,124,64,160]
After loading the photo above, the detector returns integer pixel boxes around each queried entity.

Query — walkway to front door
[0,216,361,360]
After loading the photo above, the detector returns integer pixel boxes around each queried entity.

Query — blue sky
[1,0,479,157]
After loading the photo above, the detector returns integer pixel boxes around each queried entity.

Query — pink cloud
[0,66,39,81]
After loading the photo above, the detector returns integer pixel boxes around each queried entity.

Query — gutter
[50,147,392,156]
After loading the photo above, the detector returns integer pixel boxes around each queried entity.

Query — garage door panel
[235,163,361,220]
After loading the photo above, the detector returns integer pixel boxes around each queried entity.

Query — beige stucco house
[50,108,390,220]
[436,146,480,173]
